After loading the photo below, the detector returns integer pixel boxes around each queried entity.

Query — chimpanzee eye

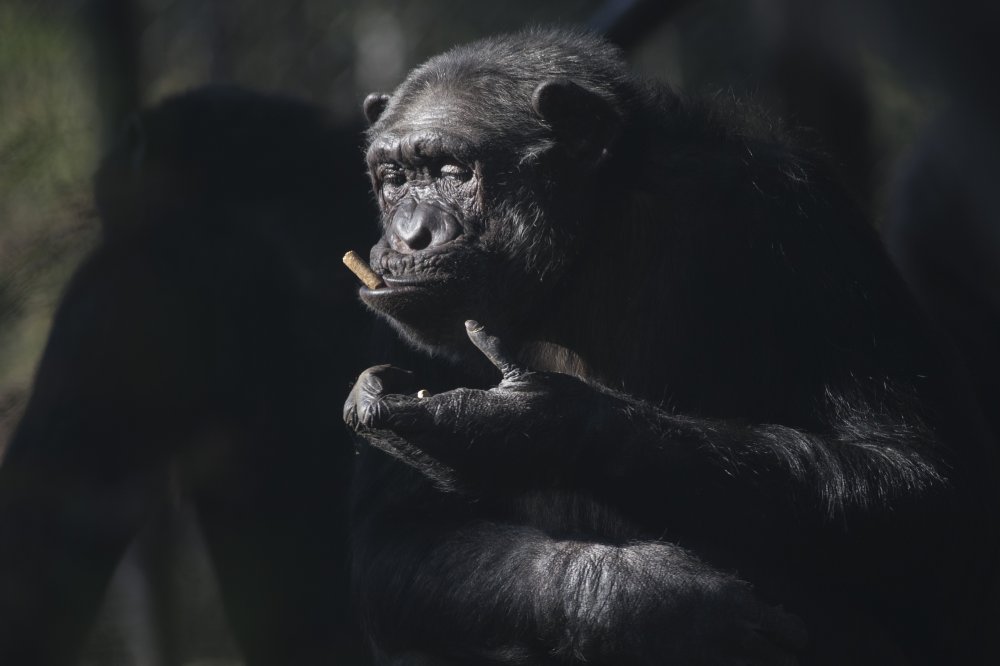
[440,164,472,182]
[378,164,406,187]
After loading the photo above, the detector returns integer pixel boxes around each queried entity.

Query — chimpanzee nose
[389,201,462,253]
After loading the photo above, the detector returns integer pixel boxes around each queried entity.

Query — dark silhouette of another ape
[0,88,374,666]
[343,28,998,665]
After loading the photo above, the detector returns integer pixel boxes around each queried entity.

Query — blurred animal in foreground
[0,87,376,666]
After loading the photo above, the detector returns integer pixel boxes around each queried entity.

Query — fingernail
[465,319,484,332]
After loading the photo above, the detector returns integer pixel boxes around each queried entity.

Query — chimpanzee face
[358,70,621,359]
[359,95,548,357]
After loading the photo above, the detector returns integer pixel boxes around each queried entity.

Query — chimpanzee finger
[367,394,436,432]
[357,364,417,394]
[368,389,496,465]
[464,320,530,382]
[344,364,416,428]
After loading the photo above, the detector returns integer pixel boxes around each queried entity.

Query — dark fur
[0,87,372,665]
[347,28,998,665]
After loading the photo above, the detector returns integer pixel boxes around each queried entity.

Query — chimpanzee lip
[382,275,442,287]
[371,243,469,278]
[362,244,479,305]
[359,274,449,300]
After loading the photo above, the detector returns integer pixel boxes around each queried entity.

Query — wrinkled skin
[345,28,996,666]
[344,322,586,490]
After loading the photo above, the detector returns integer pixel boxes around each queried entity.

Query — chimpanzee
[0,88,373,665]
[344,27,999,665]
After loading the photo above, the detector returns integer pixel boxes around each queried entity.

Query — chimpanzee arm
[351,451,806,666]
[346,322,953,529]
[0,242,203,665]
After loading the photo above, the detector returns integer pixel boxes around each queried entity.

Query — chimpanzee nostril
[397,213,433,251]
[389,201,462,253]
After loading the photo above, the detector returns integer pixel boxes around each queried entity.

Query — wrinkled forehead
[367,85,540,165]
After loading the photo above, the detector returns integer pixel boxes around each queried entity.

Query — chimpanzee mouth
[382,275,442,288]
[359,243,491,324]
[357,245,497,350]
[359,272,453,302]
[363,246,465,295]
[361,275,437,297]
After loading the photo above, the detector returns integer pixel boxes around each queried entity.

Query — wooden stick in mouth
[343,250,385,289]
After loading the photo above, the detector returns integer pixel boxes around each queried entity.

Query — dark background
[0,1,996,664]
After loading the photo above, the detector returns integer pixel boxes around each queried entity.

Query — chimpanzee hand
[343,320,601,487]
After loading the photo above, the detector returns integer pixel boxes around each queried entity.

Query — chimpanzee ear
[531,79,621,167]
[364,93,391,125]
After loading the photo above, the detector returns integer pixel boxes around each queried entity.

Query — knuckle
[343,391,363,427]
[360,372,383,393]
[360,398,383,427]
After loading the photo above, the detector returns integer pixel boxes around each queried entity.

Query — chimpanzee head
[359,28,632,359]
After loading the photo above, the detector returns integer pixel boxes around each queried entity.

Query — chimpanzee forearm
[352,454,805,665]
[348,358,950,530]
[570,382,950,527]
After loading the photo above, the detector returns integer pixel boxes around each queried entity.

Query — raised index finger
[464,320,530,382]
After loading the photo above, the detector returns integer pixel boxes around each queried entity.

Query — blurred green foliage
[0,2,101,443]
